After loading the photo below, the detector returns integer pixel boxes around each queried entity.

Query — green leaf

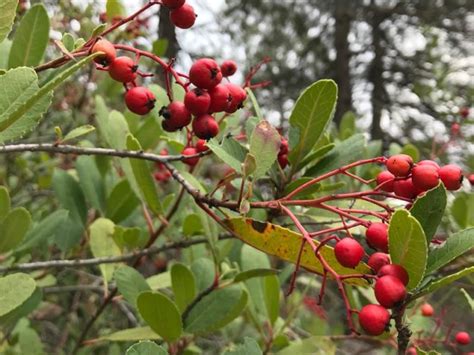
[460,288,474,311]
[263,275,280,325]
[182,214,203,236]
[61,33,75,52]
[206,137,248,173]
[425,228,474,273]
[0,39,12,69]
[126,341,167,355]
[126,134,162,215]
[98,327,160,342]
[401,143,420,162]
[152,39,169,57]
[171,263,197,313]
[114,266,151,308]
[339,111,356,140]
[137,291,183,342]
[0,273,36,317]
[417,266,474,296]
[114,226,147,250]
[277,336,336,355]
[451,193,474,229]
[76,156,106,213]
[146,272,171,291]
[288,80,338,168]
[233,269,280,283]
[63,125,95,142]
[133,115,162,150]
[249,121,281,178]
[184,285,247,334]
[0,185,11,219]
[18,326,45,355]
[224,337,262,355]
[306,134,365,176]
[410,184,447,242]
[91,24,107,38]
[389,210,428,290]
[246,88,263,121]
[296,143,335,171]
[0,0,17,43]
[89,218,121,286]
[283,177,321,199]
[191,258,216,292]
[106,179,140,223]
[0,287,41,327]
[106,0,126,18]
[54,216,83,252]
[52,169,87,226]
[0,207,32,253]
[8,4,50,68]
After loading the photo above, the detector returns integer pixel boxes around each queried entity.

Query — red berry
[109,56,138,83]
[170,4,196,29]
[334,238,365,268]
[374,275,407,308]
[417,160,440,170]
[386,154,413,177]
[159,102,192,130]
[280,137,289,155]
[195,139,209,152]
[184,88,211,116]
[378,264,409,286]
[154,170,171,182]
[125,87,156,115]
[225,83,247,113]
[162,0,185,9]
[451,122,460,136]
[412,165,439,191]
[459,106,470,118]
[468,174,474,186]
[182,147,199,166]
[368,252,390,273]
[278,154,288,169]
[439,164,463,191]
[366,223,389,253]
[420,303,434,317]
[376,171,395,192]
[208,84,232,112]
[220,60,238,77]
[92,39,116,66]
[192,114,219,140]
[406,347,417,355]
[189,58,222,90]
[393,178,417,199]
[455,331,471,345]
[358,304,391,336]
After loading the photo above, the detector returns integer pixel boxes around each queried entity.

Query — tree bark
[158,6,180,60]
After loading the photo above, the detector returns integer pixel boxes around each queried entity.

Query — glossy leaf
[8,4,50,68]
[0,207,32,253]
[126,341,167,355]
[288,80,338,168]
[171,263,197,313]
[106,179,140,223]
[137,291,183,342]
[207,137,248,173]
[0,273,36,317]
[249,121,281,178]
[389,210,428,290]
[0,0,17,43]
[114,266,151,308]
[226,218,370,286]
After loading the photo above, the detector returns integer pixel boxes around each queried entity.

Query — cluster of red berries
[181,139,208,167]
[163,0,197,29]
[160,58,246,140]
[278,137,289,168]
[377,154,463,199]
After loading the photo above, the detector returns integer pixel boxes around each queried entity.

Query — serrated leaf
[0,0,17,43]
[76,156,106,213]
[98,327,160,342]
[410,184,447,242]
[206,137,248,173]
[233,269,280,283]
[8,4,50,68]
[226,218,370,286]
[114,266,151,308]
[171,263,197,313]
[137,291,182,342]
[126,341,167,355]
[288,80,338,169]
[0,207,32,253]
[249,121,280,178]
[63,125,96,142]
[425,228,474,273]
[106,179,140,223]
[0,273,36,317]
[389,210,428,290]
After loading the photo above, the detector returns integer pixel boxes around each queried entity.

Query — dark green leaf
[264,275,280,325]
[283,178,321,198]
[52,169,87,226]
[233,269,280,283]
[115,266,151,308]
[0,207,32,253]
[191,258,216,292]
[296,143,335,171]
[417,266,474,297]
[171,263,197,313]
[77,156,106,213]
[106,179,140,223]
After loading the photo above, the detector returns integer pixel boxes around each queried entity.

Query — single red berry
[459,106,470,118]
[358,304,391,336]
[189,58,222,90]
[162,0,185,9]
[386,154,413,177]
[406,347,417,355]
[378,264,409,286]
[420,303,434,317]
[417,160,440,170]
[412,165,439,191]
[92,39,116,66]
[366,222,389,253]
[109,56,138,83]
[468,174,474,186]
[451,122,461,136]
[393,178,417,199]
[334,238,365,268]
[159,102,192,130]
[368,252,391,273]
[125,87,156,115]
[438,164,463,190]
[374,275,407,308]
[170,4,196,29]
[154,170,171,182]
[192,114,219,140]
[278,154,288,169]
[455,331,471,345]
[220,60,238,77]
[182,147,199,166]
[195,139,209,153]
[208,84,232,113]
[280,137,289,155]
[184,88,211,116]
[376,171,395,192]
[225,83,247,113]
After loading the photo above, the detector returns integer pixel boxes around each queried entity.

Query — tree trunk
[158,6,180,60]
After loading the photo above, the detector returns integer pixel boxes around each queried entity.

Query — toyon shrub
[0,1,471,355]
